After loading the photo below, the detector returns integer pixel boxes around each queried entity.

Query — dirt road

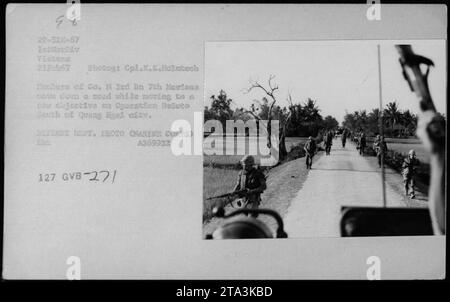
[203,138,428,238]
[284,138,428,237]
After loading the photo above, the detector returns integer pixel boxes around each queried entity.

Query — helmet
[210,216,273,239]
[308,136,313,140]
[240,155,255,166]
[409,149,416,156]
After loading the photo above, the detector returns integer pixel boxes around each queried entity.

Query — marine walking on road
[401,149,420,199]
[341,128,348,148]
[357,131,366,156]
[304,136,317,169]
[324,130,333,155]
[373,134,388,168]
[232,155,267,217]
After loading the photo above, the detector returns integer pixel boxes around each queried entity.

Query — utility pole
[377,44,387,208]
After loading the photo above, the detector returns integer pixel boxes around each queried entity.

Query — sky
[205,40,446,124]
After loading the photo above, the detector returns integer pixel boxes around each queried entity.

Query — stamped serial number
[38,170,117,183]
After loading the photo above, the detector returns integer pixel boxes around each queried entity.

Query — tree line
[204,90,338,138]
[342,101,446,138]
[204,76,339,160]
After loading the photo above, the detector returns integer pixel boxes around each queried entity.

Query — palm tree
[301,98,322,136]
[359,110,368,127]
[302,98,321,120]
[384,101,401,136]
[368,108,381,134]
[400,109,417,137]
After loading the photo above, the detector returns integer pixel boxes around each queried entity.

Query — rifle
[396,45,435,111]
[206,189,249,201]
[396,45,446,235]
[396,45,445,150]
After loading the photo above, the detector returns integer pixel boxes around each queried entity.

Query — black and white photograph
[203,40,446,239]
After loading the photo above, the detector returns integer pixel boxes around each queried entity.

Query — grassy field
[203,155,243,167]
[203,167,239,222]
[364,136,429,163]
[387,143,429,163]
[203,137,309,167]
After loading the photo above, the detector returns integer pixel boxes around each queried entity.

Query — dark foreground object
[205,207,288,239]
[341,206,433,236]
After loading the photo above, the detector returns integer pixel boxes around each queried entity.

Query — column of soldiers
[230,133,322,216]
[229,129,421,215]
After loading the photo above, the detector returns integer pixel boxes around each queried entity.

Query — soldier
[355,131,360,150]
[324,131,333,155]
[373,134,388,168]
[304,136,316,169]
[358,132,366,156]
[233,155,267,218]
[341,128,347,148]
[401,149,420,199]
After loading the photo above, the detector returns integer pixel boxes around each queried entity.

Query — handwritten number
[112,170,117,183]
[99,170,110,182]
[84,171,99,181]
[91,171,99,181]
[55,14,78,28]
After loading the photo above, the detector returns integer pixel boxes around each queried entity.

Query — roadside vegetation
[203,77,337,223]
[202,138,313,223]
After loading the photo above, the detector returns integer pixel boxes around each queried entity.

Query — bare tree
[243,75,292,160]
